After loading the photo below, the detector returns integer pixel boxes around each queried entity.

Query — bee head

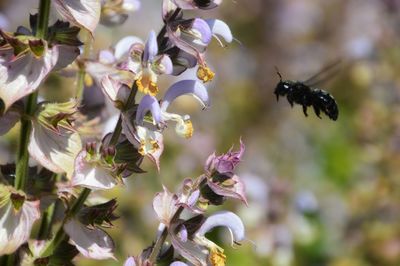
[273,68,291,100]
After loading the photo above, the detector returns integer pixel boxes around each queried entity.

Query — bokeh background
[2,0,400,265]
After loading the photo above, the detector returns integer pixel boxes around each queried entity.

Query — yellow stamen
[137,77,159,96]
[176,119,193,139]
[197,65,215,83]
[138,140,159,156]
[210,248,226,266]
[84,73,94,87]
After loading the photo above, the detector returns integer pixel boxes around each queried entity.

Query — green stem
[76,31,92,100]
[148,206,184,263]
[14,0,51,191]
[40,188,91,257]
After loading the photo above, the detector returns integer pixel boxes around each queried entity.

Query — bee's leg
[302,105,308,116]
[287,94,294,107]
[313,104,322,119]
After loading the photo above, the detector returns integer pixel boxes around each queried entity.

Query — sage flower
[0,185,40,255]
[120,30,173,95]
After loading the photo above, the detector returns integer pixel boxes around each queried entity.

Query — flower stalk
[14,0,51,191]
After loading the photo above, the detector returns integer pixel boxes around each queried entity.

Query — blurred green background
[2,0,400,265]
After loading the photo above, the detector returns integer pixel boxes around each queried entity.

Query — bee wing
[303,59,342,87]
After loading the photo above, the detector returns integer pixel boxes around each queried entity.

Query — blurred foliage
[2,0,400,265]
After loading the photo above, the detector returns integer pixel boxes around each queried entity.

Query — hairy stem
[14,0,51,191]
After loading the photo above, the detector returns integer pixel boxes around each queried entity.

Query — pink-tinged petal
[143,30,158,63]
[161,80,209,111]
[170,224,208,266]
[207,175,248,206]
[153,186,179,225]
[53,45,80,71]
[124,256,137,266]
[170,262,189,266]
[0,105,21,136]
[114,36,143,60]
[205,19,233,44]
[152,54,173,75]
[54,0,101,35]
[100,75,130,104]
[196,211,245,244]
[0,188,40,255]
[212,139,245,174]
[136,95,163,125]
[71,150,118,190]
[64,218,115,260]
[0,46,59,112]
[28,121,82,178]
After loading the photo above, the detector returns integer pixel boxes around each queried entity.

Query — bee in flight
[274,63,339,121]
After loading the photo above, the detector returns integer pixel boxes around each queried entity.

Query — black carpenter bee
[274,63,339,121]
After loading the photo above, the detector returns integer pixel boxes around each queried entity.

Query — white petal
[205,19,233,43]
[114,36,143,60]
[0,198,40,255]
[64,219,115,260]
[153,186,178,225]
[28,121,82,179]
[54,0,101,34]
[0,46,59,112]
[72,150,118,190]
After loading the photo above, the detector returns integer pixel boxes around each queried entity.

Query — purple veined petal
[124,256,137,266]
[152,54,173,75]
[136,95,163,125]
[64,218,116,260]
[170,261,189,266]
[100,75,131,104]
[161,80,210,111]
[191,18,212,44]
[205,19,233,44]
[114,36,143,60]
[196,211,245,245]
[53,0,101,35]
[143,30,158,63]
[98,49,116,65]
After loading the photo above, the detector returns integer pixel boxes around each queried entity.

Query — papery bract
[0,185,40,255]
[64,218,115,260]
[28,120,82,179]
[72,150,119,190]
[153,186,179,225]
[0,44,59,112]
[54,0,101,35]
